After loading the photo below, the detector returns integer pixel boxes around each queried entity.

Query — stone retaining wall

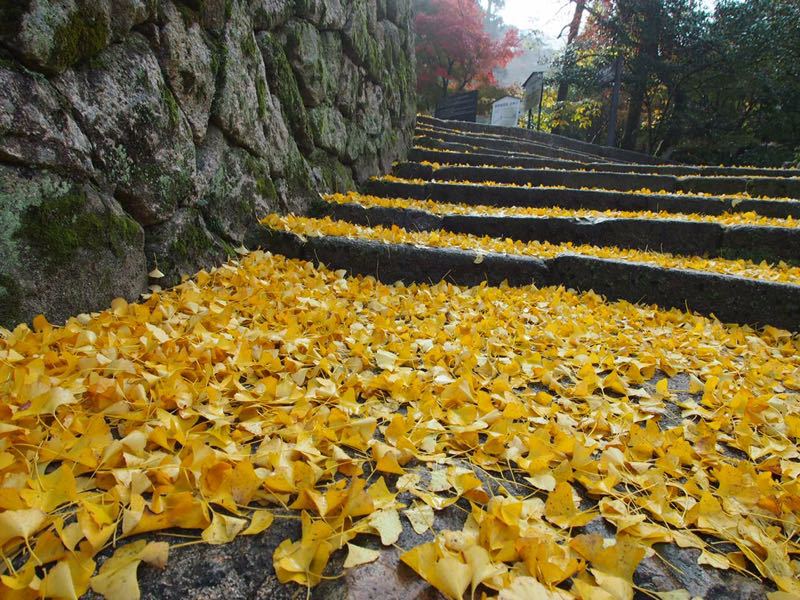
[0,0,415,326]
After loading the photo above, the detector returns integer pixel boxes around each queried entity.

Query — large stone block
[54,33,197,225]
[179,0,227,33]
[0,65,93,176]
[144,208,228,287]
[308,105,348,159]
[284,20,342,108]
[250,0,293,30]
[153,1,217,142]
[211,4,271,156]
[293,0,346,28]
[0,0,152,74]
[196,126,279,244]
[0,0,112,74]
[342,0,382,79]
[257,32,314,153]
[0,166,147,327]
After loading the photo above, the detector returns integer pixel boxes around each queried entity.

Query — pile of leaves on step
[1,252,799,599]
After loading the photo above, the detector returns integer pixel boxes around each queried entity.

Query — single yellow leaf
[202,512,247,545]
[0,508,47,545]
[368,509,403,545]
[544,482,596,528]
[90,541,168,600]
[343,543,381,568]
[404,503,434,535]
[242,510,275,536]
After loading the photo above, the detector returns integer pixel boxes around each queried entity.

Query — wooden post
[607,55,623,147]
[537,77,544,131]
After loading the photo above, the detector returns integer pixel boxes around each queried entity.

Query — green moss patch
[161,85,182,127]
[50,8,110,71]
[259,33,314,152]
[16,188,140,270]
[0,273,23,327]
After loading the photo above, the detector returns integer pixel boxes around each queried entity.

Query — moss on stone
[0,51,19,71]
[175,2,201,26]
[256,77,268,118]
[170,220,214,259]
[255,176,277,201]
[0,273,23,327]
[284,150,316,195]
[49,7,109,71]
[15,188,140,270]
[259,33,314,152]
[241,32,258,60]
[161,85,182,127]
[0,1,32,39]
[210,42,225,76]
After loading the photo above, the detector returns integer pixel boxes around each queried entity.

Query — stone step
[417,114,666,165]
[248,225,800,330]
[366,178,800,220]
[415,128,607,163]
[415,122,609,155]
[409,146,800,179]
[414,135,576,161]
[394,162,800,200]
[321,199,800,264]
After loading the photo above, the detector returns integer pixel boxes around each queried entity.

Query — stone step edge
[365,179,800,221]
[394,162,800,201]
[415,130,606,163]
[417,114,666,165]
[416,124,607,161]
[409,146,800,179]
[245,226,800,331]
[320,201,800,264]
[414,136,568,162]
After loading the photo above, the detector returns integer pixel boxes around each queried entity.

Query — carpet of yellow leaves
[2,251,799,599]
[263,213,800,284]
[325,191,799,229]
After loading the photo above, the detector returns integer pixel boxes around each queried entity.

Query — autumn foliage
[415,0,521,107]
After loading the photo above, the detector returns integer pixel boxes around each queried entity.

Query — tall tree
[552,0,587,134]
[415,0,521,108]
[542,0,800,164]
[555,1,587,105]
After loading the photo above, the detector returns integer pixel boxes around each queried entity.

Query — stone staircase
[252,115,800,331]
[6,115,800,600]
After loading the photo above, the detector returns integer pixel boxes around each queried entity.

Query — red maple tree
[415,0,521,105]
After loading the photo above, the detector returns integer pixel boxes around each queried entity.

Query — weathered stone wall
[0,0,416,327]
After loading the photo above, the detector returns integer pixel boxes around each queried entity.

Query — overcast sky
[498,0,581,44]
[498,0,717,46]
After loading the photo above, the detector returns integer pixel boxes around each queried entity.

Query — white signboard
[491,96,521,127]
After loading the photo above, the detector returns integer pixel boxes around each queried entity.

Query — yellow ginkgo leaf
[404,503,435,535]
[242,510,274,536]
[0,508,47,546]
[544,482,597,528]
[202,512,248,545]
[343,543,381,568]
[90,541,168,600]
[368,509,403,545]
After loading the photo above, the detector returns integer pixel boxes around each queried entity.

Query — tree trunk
[621,82,645,150]
[553,0,586,134]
